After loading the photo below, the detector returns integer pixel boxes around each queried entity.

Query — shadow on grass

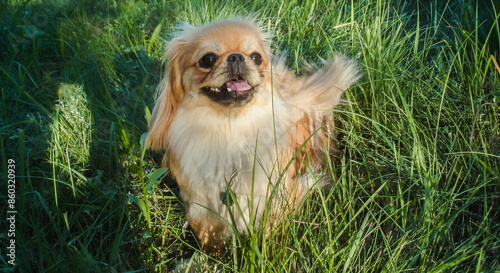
[0,0,189,271]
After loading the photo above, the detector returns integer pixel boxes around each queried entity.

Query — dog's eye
[199,53,218,68]
[250,53,262,66]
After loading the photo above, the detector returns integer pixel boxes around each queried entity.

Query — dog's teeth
[214,88,220,93]
[227,87,232,92]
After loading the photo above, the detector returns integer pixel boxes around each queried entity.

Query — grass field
[1,0,500,272]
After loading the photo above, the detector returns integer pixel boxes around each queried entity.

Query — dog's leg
[185,202,230,256]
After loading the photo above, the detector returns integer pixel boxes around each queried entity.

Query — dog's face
[146,19,272,151]
[172,20,270,107]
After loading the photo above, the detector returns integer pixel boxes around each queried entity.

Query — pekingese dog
[146,17,360,254]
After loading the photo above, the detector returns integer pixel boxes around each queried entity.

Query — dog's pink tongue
[227,80,252,91]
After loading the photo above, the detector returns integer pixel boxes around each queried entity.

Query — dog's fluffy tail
[272,54,361,113]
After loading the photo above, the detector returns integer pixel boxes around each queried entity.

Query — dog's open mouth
[201,76,255,105]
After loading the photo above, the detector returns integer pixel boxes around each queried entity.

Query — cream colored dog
[146,17,359,253]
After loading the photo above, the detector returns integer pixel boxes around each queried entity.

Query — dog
[146,17,360,254]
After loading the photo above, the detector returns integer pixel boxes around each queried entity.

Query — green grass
[1,0,499,272]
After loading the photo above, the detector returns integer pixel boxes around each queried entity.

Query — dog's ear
[146,38,186,152]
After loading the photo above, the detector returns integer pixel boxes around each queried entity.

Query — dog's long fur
[146,18,360,253]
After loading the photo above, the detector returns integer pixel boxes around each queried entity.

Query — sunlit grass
[1,0,499,272]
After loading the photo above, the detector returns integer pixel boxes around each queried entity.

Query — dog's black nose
[227,53,245,63]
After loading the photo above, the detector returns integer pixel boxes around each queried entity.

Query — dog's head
[146,18,271,151]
